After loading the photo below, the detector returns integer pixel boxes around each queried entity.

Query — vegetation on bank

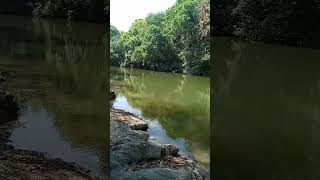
[0,0,108,23]
[214,0,320,47]
[110,0,210,76]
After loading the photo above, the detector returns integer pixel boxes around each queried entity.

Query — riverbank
[110,92,209,180]
[0,143,103,180]
[0,73,105,180]
[110,65,209,77]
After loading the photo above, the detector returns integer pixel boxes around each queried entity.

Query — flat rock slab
[111,109,148,131]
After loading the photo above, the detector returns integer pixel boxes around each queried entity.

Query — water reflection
[0,15,107,176]
[214,37,320,180]
[111,67,210,168]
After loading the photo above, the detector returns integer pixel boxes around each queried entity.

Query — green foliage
[146,12,165,28]
[0,0,108,23]
[111,0,210,76]
[165,0,209,75]
[110,25,125,66]
[215,0,320,47]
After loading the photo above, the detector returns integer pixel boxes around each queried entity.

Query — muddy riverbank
[0,143,103,180]
[110,92,209,180]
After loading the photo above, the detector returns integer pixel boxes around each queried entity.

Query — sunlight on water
[111,67,210,168]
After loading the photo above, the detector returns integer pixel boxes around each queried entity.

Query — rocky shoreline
[0,143,104,180]
[0,71,210,180]
[110,92,209,180]
[0,73,105,180]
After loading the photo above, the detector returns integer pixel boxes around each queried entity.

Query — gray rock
[123,168,196,180]
[111,109,208,180]
[111,119,162,166]
[162,144,179,157]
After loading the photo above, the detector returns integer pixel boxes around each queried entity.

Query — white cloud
[110,0,176,32]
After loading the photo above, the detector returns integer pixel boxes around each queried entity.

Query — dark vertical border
[210,0,215,178]
[105,0,110,178]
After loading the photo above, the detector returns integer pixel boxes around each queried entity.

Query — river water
[0,15,107,176]
[110,67,210,169]
[214,37,320,180]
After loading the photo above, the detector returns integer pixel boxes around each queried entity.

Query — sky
[110,0,176,32]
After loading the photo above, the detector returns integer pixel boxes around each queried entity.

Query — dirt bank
[0,143,104,180]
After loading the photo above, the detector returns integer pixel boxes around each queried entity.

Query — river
[214,37,320,180]
[110,67,210,169]
[0,15,107,176]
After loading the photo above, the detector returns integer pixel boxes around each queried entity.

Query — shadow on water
[0,15,107,176]
[214,37,320,180]
[111,67,210,168]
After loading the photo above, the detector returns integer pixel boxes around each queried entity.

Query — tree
[165,0,210,75]
[111,0,210,76]
[110,25,125,66]
[215,0,320,47]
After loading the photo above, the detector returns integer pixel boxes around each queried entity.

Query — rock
[112,109,148,131]
[136,130,149,141]
[122,168,196,180]
[110,91,116,101]
[0,91,19,124]
[195,164,210,179]
[110,119,162,166]
[128,115,148,131]
[110,109,208,180]
[162,144,179,157]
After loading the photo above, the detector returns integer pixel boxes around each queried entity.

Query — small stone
[162,144,179,157]
[129,116,148,131]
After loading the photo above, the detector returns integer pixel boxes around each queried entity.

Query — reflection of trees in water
[26,19,108,173]
[0,17,108,173]
[113,67,210,166]
[214,38,320,180]
[215,39,248,97]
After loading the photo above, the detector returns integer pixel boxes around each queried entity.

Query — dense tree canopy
[110,0,210,76]
[0,0,108,23]
[214,0,320,47]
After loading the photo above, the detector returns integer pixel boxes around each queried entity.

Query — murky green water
[110,67,210,168]
[0,15,107,176]
[214,37,320,180]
